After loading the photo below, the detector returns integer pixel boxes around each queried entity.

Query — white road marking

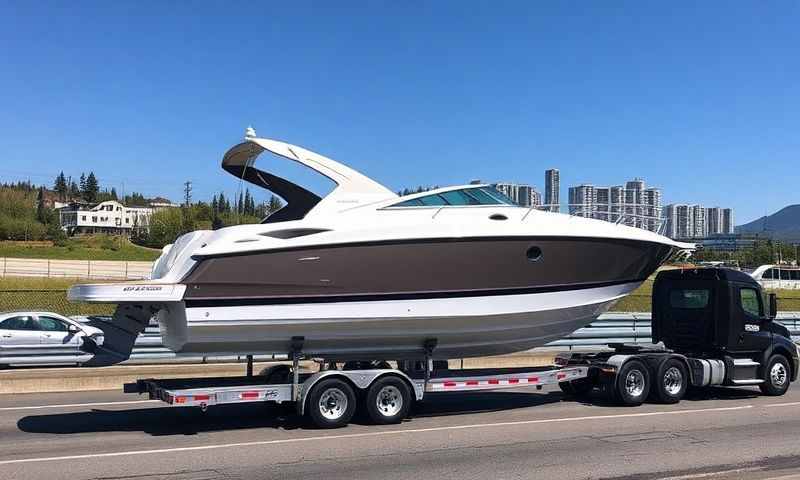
[0,404,752,466]
[0,400,158,412]
[765,401,800,408]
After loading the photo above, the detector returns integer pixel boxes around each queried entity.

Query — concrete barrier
[0,352,558,394]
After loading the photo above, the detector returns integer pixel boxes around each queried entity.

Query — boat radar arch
[222,128,397,221]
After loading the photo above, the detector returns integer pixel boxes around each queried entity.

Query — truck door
[733,285,772,353]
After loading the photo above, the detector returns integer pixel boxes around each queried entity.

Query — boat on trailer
[69,128,691,366]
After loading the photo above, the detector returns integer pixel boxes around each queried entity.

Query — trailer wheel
[306,378,357,428]
[616,360,650,406]
[364,376,411,424]
[559,378,593,397]
[760,354,791,396]
[653,359,687,404]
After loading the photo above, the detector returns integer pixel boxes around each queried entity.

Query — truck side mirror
[768,293,778,320]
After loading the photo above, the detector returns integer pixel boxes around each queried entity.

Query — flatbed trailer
[125,353,589,428]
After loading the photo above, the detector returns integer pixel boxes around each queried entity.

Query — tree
[267,195,284,214]
[238,192,244,214]
[79,173,86,197]
[69,181,80,200]
[83,172,99,203]
[211,210,224,230]
[211,194,218,213]
[218,192,228,213]
[36,188,47,223]
[53,172,67,201]
[110,187,118,200]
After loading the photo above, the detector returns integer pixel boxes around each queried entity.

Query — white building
[494,182,542,208]
[544,169,560,212]
[58,200,178,236]
[567,179,662,233]
[664,204,734,240]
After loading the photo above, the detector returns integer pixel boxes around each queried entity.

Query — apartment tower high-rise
[545,169,560,212]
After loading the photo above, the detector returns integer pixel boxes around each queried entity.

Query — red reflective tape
[193,394,210,402]
[241,391,260,399]
[488,379,500,385]
[508,379,519,384]
[174,396,186,404]
[557,373,566,380]
[466,380,479,386]
[528,377,539,383]
[443,381,457,387]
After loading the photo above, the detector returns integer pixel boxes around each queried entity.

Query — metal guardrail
[3,313,799,367]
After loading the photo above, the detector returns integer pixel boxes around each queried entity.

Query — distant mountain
[736,205,800,242]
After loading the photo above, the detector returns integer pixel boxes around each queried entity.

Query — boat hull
[161,281,641,359]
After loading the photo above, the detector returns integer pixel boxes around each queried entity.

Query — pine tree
[53,172,67,201]
[84,172,99,203]
[211,194,218,213]
[69,181,80,200]
[238,192,244,214]
[267,195,284,213]
[218,192,227,213]
[79,173,86,198]
[110,187,118,200]
[243,190,251,215]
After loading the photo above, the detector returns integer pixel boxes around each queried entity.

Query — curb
[0,353,557,395]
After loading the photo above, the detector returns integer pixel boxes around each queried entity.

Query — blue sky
[1,2,798,224]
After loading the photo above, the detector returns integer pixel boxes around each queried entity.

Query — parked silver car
[0,311,105,367]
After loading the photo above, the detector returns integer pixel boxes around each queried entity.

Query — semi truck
[125,267,799,428]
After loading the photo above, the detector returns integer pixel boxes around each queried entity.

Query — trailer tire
[760,354,791,396]
[653,358,687,404]
[364,376,411,425]
[616,360,650,406]
[306,378,357,429]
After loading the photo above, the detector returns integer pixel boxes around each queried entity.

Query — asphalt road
[2,384,800,480]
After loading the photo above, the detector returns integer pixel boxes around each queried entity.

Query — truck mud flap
[81,304,155,366]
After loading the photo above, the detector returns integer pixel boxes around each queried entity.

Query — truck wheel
[653,359,687,404]
[760,354,791,396]
[616,360,650,406]
[306,378,357,428]
[365,376,411,424]
[559,378,593,397]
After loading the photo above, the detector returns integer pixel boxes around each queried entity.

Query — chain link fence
[0,289,114,316]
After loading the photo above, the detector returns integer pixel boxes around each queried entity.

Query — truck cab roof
[657,267,759,288]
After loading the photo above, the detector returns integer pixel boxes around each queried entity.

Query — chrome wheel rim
[375,385,403,417]
[318,388,348,420]
[625,369,645,398]
[663,367,683,396]
[771,363,787,387]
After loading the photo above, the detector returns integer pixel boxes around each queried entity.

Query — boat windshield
[387,187,516,208]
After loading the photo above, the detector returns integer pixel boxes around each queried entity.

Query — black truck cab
[652,267,799,387]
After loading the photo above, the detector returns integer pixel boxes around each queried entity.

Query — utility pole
[183,181,192,206]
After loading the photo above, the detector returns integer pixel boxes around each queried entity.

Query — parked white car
[0,311,105,367]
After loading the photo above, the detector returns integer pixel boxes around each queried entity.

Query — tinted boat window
[792,270,800,281]
[669,289,710,309]
[762,268,774,280]
[420,194,448,206]
[466,188,502,205]
[388,187,516,208]
[392,198,424,207]
[440,190,480,205]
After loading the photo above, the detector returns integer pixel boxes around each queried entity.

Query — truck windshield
[669,289,710,309]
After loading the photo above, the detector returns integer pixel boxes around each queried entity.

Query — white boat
[69,128,692,365]
[751,265,800,290]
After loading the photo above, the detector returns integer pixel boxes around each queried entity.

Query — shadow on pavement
[17,390,562,436]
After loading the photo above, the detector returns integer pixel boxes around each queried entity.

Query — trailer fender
[298,369,421,416]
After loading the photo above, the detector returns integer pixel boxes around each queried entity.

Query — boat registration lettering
[123,286,164,292]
